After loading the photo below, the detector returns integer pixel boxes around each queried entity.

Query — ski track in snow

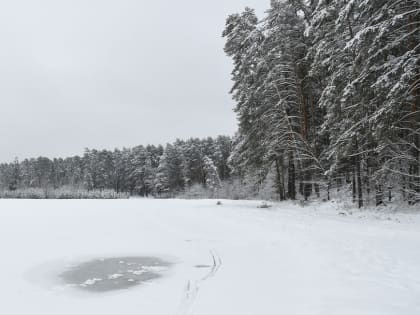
[176,250,222,315]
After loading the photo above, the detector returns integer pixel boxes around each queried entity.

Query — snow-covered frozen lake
[0,199,419,315]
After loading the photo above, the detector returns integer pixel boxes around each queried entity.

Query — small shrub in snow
[257,201,272,209]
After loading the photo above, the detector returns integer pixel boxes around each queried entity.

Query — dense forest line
[223,0,420,207]
[0,136,232,198]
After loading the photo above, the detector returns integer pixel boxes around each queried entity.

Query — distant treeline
[0,136,232,198]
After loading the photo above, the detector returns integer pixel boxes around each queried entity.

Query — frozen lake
[0,199,419,314]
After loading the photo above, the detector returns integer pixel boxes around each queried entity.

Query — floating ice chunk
[80,278,102,286]
[132,270,146,275]
[143,266,167,272]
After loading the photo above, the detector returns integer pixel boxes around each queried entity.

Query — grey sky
[0,0,268,162]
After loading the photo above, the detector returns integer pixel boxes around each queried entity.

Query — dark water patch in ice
[59,257,171,292]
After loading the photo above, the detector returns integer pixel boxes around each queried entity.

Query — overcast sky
[0,0,268,162]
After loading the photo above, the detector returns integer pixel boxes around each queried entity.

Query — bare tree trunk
[356,155,363,208]
[408,6,420,204]
[288,151,296,200]
[314,182,320,198]
[352,161,356,204]
[327,180,331,201]
[275,158,286,201]
[353,138,364,208]
[365,158,370,206]
[376,184,383,206]
[388,186,392,202]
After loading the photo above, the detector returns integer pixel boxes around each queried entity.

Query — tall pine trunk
[275,158,286,201]
[288,151,296,200]
[352,160,357,204]
[407,7,420,204]
[356,154,363,208]
[355,139,363,208]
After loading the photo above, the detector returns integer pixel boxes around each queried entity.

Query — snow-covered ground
[0,199,419,315]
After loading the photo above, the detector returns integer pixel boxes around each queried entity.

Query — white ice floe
[80,278,102,286]
[142,266,168,273]
[131,270,146,275]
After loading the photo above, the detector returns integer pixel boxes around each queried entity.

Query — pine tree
[154,154,170,197]
[8,158,21,191]
[345,0,420,204]
[203,156,222,195]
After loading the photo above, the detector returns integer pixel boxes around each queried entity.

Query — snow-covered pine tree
[344,0,420,204]
[213,135,232,180]
[182,138,206,186]
[223,8,268,182]
[224,1,323,201]
[154,154,170,197]
[163,143,186,193]
[203,155,222,196]
[8,158,21,191]
[129,146,155,197]
[260,0,316,201]
[304,0,366,207]
[304,0,345,200]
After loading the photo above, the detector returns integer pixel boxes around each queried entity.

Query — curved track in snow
[176,250,222,315]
